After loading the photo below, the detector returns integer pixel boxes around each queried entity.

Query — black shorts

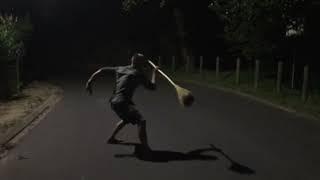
[110,101,142,125]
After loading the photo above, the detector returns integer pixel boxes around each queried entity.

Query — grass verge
[0,81,62,137]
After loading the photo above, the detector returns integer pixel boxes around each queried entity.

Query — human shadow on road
[114,142,218,163]
[114,142,255,175]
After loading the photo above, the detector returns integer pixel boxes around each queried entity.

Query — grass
[164,68,320,120]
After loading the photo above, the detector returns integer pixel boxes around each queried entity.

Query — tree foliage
[121,0,306,60]
[0,13,33,62]
[209,0,306,60]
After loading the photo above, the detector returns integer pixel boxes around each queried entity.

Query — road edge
[0,89,63,156]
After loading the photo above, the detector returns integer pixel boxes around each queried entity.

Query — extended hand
[152,66,159,78]
[153,65,160,72]
[86,81,93,95]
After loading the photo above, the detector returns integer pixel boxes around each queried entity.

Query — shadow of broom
[210,144,256,175]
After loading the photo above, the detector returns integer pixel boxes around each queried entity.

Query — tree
[209,0,306,60]
[121,0,306,63]
[121,0,196,66]
[0,13,33,61]
[0,13,33,98]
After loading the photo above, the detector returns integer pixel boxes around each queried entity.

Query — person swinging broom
[85,53,194,149]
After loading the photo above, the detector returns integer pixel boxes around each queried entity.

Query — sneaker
[107,138,123,144]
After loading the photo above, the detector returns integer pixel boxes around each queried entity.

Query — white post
[276,61,283,93]
[199,56,203,74]
[236,57,240,85]
[158,56,162,67]
[186,55,190,73]
[172,56,176,72]
[291,63,295,89]
[302,65,309,102]
[216,56,220,80]
[254,60,260,89]
[291,50,296,89]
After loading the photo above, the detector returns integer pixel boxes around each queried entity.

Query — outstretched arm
[86,67,116,95]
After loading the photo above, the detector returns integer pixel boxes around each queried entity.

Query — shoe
[107,138,123,144]
[134,144,152,156]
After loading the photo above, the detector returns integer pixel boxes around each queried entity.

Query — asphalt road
[1,76,320,180]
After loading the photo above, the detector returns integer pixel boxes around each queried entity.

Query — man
[86,53,158,149]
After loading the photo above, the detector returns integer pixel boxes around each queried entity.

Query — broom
[148,60,194,107]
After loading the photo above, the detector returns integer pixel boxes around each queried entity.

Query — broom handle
[148,60,177,87]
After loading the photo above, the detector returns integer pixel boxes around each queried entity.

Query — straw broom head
[147,60,194,107]
[174,84,195,107]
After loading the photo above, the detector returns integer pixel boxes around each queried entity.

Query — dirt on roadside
[0,81,62,136]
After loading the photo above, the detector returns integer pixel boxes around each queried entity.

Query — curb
[179,79,319,121]
[0,90,63,148]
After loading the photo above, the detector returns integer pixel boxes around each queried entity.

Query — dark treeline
[0,0,319,80]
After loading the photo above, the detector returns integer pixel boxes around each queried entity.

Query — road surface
[1,76,320,180]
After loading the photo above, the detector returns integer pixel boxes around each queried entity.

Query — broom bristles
[175,85,195,107]
[148,60,194,107]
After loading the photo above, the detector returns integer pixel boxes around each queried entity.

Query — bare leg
[137,120,150,149]
[108,120,127,144]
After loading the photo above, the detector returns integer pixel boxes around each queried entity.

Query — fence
[154,55,317,103]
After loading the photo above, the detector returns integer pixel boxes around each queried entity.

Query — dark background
[0,0,319,80]
[0,0,223,78]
